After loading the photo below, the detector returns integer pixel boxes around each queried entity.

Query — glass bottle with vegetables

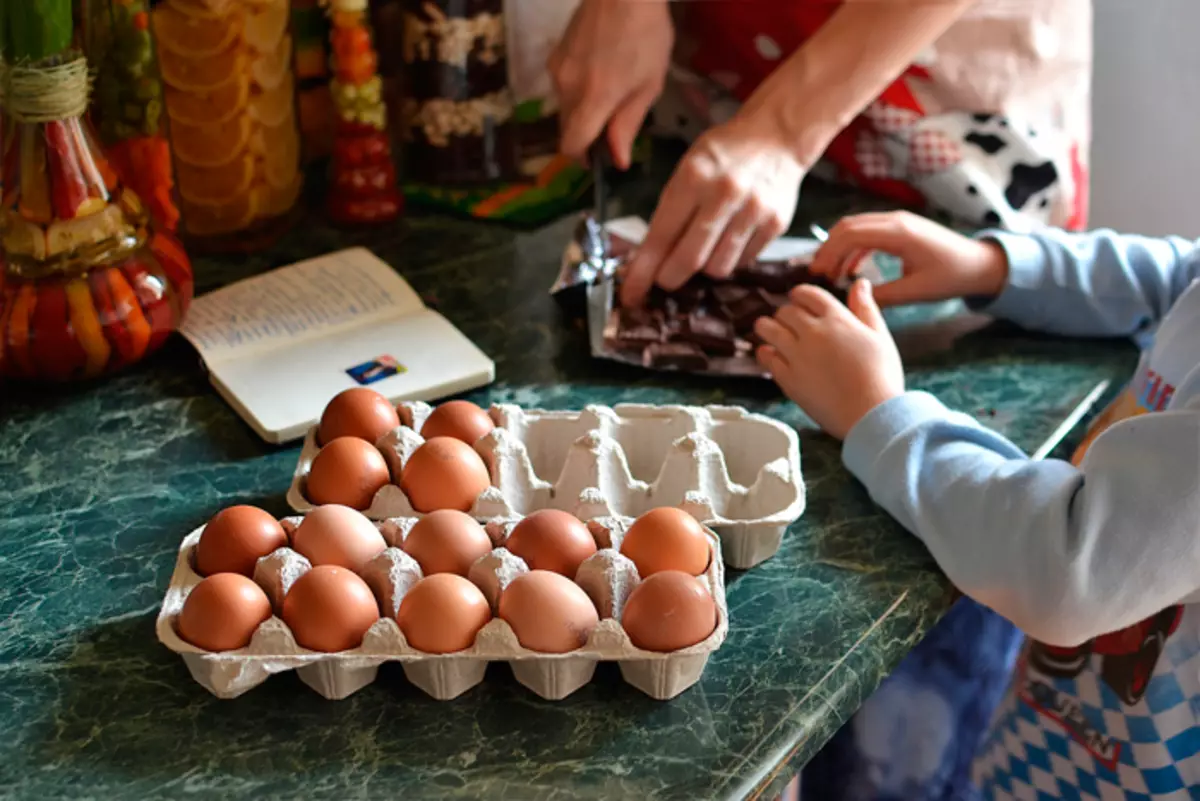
[0,0,193,382]
[325,0,401,224]
[152,0,303,250]
[83,0,181,233]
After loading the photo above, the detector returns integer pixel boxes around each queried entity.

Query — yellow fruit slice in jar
[159,40,246,93]
[243,0,290,53]
[251,34,293,91]
[153,3,242,58]
[165,76,251,127]
[182,191,259,236]
[247,71,295,128]
[259,174,303,219]
[176,153,256,205]
[171,115,253,168]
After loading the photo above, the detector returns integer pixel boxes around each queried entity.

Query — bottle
[0,0,194,382]
[325,0,401,224]
[400,0,518,186]
[153,0,303,251]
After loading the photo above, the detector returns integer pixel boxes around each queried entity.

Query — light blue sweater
[843,229,1200,648]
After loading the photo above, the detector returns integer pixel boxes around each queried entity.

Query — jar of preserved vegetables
[401,0,519,186]
[84,0,180,233]
[0,0,193,382]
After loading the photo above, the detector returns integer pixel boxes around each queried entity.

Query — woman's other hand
[809,212,1010,307]
[548,0,673,170]
[619,111,806,307]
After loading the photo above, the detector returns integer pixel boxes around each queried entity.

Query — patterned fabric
[976,619,1200,800]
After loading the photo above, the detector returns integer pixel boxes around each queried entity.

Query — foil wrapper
[556,214,882,378]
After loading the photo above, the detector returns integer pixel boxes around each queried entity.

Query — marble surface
[0,174,1138,800]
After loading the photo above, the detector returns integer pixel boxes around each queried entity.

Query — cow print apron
[654,0,1093,233]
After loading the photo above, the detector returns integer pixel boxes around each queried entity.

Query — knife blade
[590,138,610,231]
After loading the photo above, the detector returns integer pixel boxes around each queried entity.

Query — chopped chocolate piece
[616,308,664,349]
[710,282,753,309]
[680,313,737,356]
[643,342,710,371]
[738,258,809,293]
[724,288,776,334]
[673,278,709,312]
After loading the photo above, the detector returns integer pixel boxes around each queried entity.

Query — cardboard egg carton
[287,401,804,569]
[156,510,728,701]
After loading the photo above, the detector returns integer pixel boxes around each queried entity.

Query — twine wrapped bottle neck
[1,55,91,123]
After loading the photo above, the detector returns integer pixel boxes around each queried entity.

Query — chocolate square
[615,308,664,350]
[724,288,776,334]
[643,341,710,371]
[679,313,737,356]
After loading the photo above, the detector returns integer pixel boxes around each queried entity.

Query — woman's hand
[620,111,806,307]
[548,0,673,170]
[809,212,1010,307]
[756,280,905,439]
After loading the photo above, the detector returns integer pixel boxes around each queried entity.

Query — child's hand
[809,211,1009,307]
[755,280,905,439]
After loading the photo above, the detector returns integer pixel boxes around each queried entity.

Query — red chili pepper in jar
[44,121,90,220]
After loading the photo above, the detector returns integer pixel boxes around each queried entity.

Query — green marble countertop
[0,178,1138,800]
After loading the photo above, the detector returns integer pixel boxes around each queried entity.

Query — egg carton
[155,509,728,702]
[287,402,805,569]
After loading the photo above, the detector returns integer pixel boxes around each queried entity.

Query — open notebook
[180,248,495,444]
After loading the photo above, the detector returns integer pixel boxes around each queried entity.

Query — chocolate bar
[737,259,809,293]
[615,308,663,349]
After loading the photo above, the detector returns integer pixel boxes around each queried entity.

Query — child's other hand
[809,212,1009,307]
[755,280,904,439]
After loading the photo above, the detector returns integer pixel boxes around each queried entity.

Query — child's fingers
[755,344,787,376]
[774,305,817,338]
[753,316,796,352]
[848,279,887,332]
[810,213,915,278]
[787,284,838,317]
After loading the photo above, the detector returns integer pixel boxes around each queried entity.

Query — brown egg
[194,505,288,577]
[291,505,387,572]
[397,574,492,654]
[421,400,495,444]
[402,510,493,577]
[305,436,390,510]
[498,570,599,653]
[319,387,400,445]
[621,571,717,652]
[505,509,597,578]
[620,507,711,577]
[400,437,491,513]
[178,573,273,652]
[282,565,381,652]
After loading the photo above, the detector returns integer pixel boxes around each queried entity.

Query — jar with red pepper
[326,0,402,224]
[0,0,193,382]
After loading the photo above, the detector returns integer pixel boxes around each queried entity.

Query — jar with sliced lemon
[154,0,303,251]
[0,0,193,382]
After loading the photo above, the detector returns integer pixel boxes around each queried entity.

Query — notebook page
[180,248,424,364]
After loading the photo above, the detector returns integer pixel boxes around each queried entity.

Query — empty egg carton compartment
[156,510,727,702]
[287,402,805,569]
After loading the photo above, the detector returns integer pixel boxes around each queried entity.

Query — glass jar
[325,0,401,224]
[400,0,519,186]
[84,0,181,233]
[0,63,193,382]
[153,0,303,251]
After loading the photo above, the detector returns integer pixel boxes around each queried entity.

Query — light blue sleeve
[844,388,1200,652]
[843,388,1200,647]
[976,229,1200,338]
